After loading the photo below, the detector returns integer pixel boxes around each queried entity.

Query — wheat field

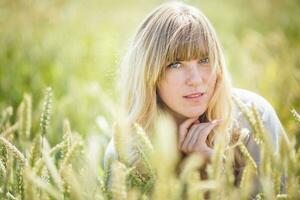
[1,0,299,199]
[0,87,299,200]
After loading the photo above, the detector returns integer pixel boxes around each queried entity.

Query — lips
[183,92,206,103]
[183,92,205,98]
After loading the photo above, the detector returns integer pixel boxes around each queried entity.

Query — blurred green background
[0,0,299,145]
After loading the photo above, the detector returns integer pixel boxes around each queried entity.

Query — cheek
[158,76,183,103]
[210,74,217,86]
[206,73,218,98]
[205,70,217,87]
[160,72,183,91]
[158,81,177,101]
[164,70,183,83]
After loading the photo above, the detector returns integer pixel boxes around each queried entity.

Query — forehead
[163,17,209,64]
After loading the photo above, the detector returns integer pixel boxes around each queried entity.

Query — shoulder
[231,88,279,123]
[230,88,286,194]
[231,88,273,113]
[231,88,284,154]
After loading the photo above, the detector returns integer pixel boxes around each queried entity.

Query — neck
[171,112,187,126]
[162,106,187,126]
[164,107,207,126]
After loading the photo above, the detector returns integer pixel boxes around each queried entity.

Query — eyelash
[168,61,182,69]
[199,57,209,64]
[167,57,209,69]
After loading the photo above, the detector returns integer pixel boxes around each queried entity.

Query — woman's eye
[199,57,209,64]
[168,62,182,69]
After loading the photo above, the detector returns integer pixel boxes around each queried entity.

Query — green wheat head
[0,89,299,200]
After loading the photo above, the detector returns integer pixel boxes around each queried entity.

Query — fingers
[181,119,222,154]
[186,123,211,151]
[193,123,218,147]
[194,120,222,146]
[178,118,198,147]
[181,122,210,152]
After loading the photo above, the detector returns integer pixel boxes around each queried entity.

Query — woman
[104,1,286,196]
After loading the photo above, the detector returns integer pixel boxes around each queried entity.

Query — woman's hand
[178,118,222,158]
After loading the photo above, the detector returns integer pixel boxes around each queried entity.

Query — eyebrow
[175,58,183,61]
[167,59,182,65]
[169,55,209,65]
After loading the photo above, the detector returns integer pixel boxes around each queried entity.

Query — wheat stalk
[111,160,127,200]
[291,109,300,123]
[40,87,52,138]
[1,123,19,138]
[0,136,26,165]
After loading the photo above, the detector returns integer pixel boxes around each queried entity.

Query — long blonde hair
[118,1,233,145]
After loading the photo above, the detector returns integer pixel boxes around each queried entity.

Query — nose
[185,62,204,87]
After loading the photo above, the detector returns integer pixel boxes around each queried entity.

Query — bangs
[164,18,210,66]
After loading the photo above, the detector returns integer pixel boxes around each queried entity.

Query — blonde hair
[118,1,233,145]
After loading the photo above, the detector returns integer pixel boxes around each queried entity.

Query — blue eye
[168,61,182,69]
[199,57,209,64]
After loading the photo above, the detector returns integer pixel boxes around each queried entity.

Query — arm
[103,138,119,170]
[233,93,287,197]
[102,138,119,189]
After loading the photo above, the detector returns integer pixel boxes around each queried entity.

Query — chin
[184,110,205,118]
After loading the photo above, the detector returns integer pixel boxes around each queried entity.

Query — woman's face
[157,58,217,123]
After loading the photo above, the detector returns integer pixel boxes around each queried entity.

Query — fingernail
[212,119,223,124]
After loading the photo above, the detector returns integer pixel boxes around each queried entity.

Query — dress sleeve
[235,93,287,197]
[237,92,285,162]
[260,100,285,154]
[102,138,119,189]
[254,99,287,194]
[103,138,119,170]
[232,89,287,197]
[102,137,146,189]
